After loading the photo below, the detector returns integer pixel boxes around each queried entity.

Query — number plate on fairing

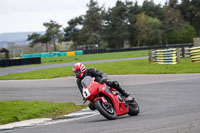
[83,88,91,98]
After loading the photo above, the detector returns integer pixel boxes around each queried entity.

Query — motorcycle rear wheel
[95,97,117,120]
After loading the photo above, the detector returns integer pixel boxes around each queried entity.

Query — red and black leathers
[76,68,130,98]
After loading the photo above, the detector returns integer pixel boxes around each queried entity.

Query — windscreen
[81,76,92,88]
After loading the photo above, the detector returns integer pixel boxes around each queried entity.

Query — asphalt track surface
[1,74,200,133]
[0,56,147,76]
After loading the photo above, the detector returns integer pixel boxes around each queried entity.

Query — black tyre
[94,97,117,120]
[88,103,96,111]
[128,100,140,116]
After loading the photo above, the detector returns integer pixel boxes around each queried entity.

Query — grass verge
[0,58,199,80]
[0,50,148,69]
[0,101,87,125]
[41,50,148,64]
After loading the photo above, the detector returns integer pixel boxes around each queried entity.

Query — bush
[167,24,197,44]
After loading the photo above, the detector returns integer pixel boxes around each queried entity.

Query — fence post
[181,47,185,58]
[149,50,153,63]
[177,48,181,63]
[193,38,200,47]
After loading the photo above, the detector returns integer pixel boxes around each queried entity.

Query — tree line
[28,0,200,51]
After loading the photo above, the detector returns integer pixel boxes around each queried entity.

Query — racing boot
[107,80,131,98]
[117,86,135,102]
[117,86,130,98]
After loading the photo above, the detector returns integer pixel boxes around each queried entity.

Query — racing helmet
[72,63,86,78]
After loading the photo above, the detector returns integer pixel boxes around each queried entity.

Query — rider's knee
[113,81,119,87]
[107,80,119,88]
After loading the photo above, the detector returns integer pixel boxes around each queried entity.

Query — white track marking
[0,108,99,131]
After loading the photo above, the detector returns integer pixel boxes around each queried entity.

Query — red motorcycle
[82,76,139,120]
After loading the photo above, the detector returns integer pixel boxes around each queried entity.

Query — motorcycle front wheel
[95,96,117,120]
[128,100,140,116]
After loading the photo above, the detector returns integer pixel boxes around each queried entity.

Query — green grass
[41,50,148,64]
[0,58,199,80]
[94,58,200,74]
[0,50,148,69]
[0,101,86,125]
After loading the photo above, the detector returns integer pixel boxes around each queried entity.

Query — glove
[100,77,108,84]
[83,97,87,104]
[83,97,86,101]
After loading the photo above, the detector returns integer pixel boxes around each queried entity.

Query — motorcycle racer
[72,63,131,100]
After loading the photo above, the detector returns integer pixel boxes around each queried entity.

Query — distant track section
[0,56,148,76]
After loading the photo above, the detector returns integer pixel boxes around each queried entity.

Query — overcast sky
[0,0,171,34]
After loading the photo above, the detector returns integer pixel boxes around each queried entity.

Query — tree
[162,3,186,44]
[27,33,41,48]
[169,0,178,8]
[81,0,104,46]
[190,0,200,35]
[162,0,198,44]
[134,12,148,46]
[39,34,51,52]
[126,1,142,47]
[63,16,83,47]
[167,23,197,44]
[164,6,184,28]
[146,16,163,45]
[142,0,164,20]
[179,0,192,22]
[43,20,62,51]
[27,33,51,52]
[179,0,200,35]
[134,12,163,46]
[104,1,129,48]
